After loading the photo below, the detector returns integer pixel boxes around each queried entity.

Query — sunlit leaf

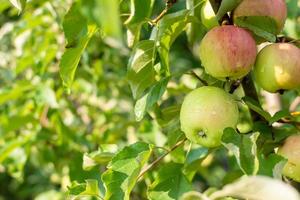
[60,23,97,90]
[102,142,153,200]
[125,0,155,47]
[83,150,115,171]
[127,40,156,99]
[9,0,26,13]
[68,180,100,200]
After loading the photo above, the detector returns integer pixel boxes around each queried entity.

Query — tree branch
[138,138,187,180]
[150,0,178,25]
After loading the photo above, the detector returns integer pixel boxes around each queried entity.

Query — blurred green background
[0,0,299,199]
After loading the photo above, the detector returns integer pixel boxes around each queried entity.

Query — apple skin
[180,86,239,148]
[233,0,287,33]
[278,134,300,182]
[199,25,257,80]
[254,43,300,93]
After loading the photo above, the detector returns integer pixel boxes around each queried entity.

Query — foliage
[0,0,300,199]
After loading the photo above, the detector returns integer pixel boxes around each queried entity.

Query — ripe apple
[180,86,239,148]
[278,134,300,182]
[233,0,287,33]
[199,25,257,80]
[254,43,300,93]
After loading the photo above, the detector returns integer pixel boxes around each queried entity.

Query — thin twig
[150,0,178,25]
[138,138,187,180]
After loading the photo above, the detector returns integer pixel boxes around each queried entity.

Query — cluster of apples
[180,0,300,181]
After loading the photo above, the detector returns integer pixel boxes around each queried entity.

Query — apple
[233,0,287,34]
[254,43,300,93]
[201,0,219,29]
[180,86,239,148]
[199,25,257,80]
[278,134,300,182]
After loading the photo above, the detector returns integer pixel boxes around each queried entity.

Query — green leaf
[0,82,33,105]
[4,147,27,180]
[127,40,156,99]
[97,0,123,44]
[155,10,193,74]
[0,135,32,163]
[125,0,155,47]
[1,114,36,134]
[184,147,209,181]
[216,0,242,20]
[186,0,207,44]
[243,96,271,121]
[83,150,115,171]
[134,77,170,121]
[68,180,100,199]
[148,163,193,200]
[222,128,259,175]
[234,16,277,42]
[9,0,26,13]
[60,23,97,90]
[269,110,291,125]
[62,3,87,47]
[102,142,153,200]
[258,154,286,178]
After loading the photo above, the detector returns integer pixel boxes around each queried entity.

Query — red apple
[199,25,257,80]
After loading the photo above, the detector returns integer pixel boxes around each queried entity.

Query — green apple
[278,134,300,182]
[233,0,287,33]
[254,43,300,93]
[180,86,239,148]
[201,0,219,29]
[199,25,257,80]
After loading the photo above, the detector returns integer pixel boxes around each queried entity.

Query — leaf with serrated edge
[222,128,259,175]
[102,142,153,200]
